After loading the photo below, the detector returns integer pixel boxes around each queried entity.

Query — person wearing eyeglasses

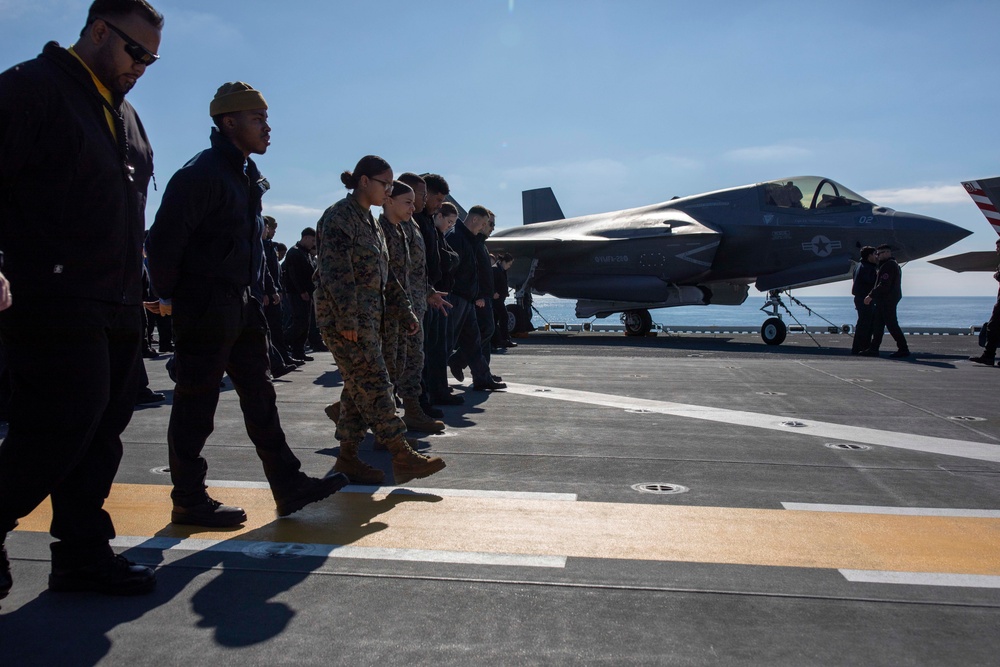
[0,0,163,599]
[861,244,910,358]
[314,156,447,485]
[146,82,349,529]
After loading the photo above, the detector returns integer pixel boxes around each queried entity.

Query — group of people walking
[0,0,516,601]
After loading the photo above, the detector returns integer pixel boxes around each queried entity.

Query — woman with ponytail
[314,156,446,484]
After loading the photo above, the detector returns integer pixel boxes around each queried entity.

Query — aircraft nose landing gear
[760,290,787,345]
[761,317,787,345]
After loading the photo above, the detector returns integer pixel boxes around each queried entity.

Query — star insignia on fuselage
[802,235,842,257]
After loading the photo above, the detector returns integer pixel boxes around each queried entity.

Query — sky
[3,0,1000,296]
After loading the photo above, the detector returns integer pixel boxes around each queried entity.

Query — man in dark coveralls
[850,246,878,355]
[860,244,910,358]
[968,237,1000,367]
[146,82,347,528]
[0,0,163,598]
[282,227,318,362]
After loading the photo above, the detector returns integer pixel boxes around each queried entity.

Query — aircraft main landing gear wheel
[622,309,653,337]
[761,317,787,346]
[506,304,531,334]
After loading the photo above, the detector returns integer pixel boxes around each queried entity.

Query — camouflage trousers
[323,327,406,443]
[382,305,426,401]
[382,318,404,389]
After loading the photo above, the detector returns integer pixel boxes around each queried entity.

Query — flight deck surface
[2,330,998,665]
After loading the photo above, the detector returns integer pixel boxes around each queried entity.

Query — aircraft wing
[489,207,718,258]
[929,251,998,273]
[485,234,612,259]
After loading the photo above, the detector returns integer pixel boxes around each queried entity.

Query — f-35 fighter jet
[487,176,970,345]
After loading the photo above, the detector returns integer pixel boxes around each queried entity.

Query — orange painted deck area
[17,483,1000,575]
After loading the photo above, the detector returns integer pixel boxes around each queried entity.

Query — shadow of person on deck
[0,489,441,662]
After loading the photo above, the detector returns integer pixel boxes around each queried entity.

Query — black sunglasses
[104,21,159,66]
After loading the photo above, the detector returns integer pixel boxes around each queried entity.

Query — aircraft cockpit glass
[762,176,872,210]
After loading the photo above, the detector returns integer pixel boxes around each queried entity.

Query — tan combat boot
[324,401,340,424]
[384,435,446,484]
[401,398,445,434]
[374,435,425,451]
[333,441,384,485]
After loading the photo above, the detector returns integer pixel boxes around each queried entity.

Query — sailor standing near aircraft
[850,246,878,355]
[968,237,1000,366]
[861,245,910,358]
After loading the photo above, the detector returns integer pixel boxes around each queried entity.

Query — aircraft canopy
[762,176,873,210]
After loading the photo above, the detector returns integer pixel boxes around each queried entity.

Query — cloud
[860,185,969,206]
[265,203,325,217]
[723,145,812,163]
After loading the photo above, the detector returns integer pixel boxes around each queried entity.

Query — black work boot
[419,396,444,418]
[273,471,349,517]
[49,554,155,595]
[172,497,247,527]
[969,353,996,366]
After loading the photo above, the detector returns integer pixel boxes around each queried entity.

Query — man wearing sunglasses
[0,0,163,601]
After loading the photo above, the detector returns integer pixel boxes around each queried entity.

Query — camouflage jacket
[403,218,429,317]
[314,193,415,334]
[378,214,410,296]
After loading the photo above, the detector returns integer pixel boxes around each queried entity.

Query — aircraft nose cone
[888,211,971,261]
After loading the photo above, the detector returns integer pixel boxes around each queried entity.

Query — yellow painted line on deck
[15,483,1000,576]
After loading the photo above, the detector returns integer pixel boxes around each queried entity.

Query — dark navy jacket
[147,129,268,299]
[868,257,903,304]
[474,234,494,301]
[0,42,153,304]
[415,211,441,288]
[446,221,479,301]
[282,242,314,298]
[851,261,877,308]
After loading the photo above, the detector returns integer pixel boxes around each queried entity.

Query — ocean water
[517,295,997,330]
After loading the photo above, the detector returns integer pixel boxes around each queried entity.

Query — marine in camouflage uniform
[315,192,445,484]
[401,217,430,398]
[377,213,409,387]
[377,213,443,433]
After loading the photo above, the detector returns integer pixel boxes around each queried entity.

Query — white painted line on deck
[840,569,1000,589]
[205,480,578,502]
[783,503,1000,518]
[503,382,1000,463]
[112,535,568,569]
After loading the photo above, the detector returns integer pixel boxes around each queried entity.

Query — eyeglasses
[104,21,159,66]
[369,177,393,192]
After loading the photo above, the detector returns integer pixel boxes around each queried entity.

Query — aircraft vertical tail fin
[445,194,468,222]
[522,188,565,225]
[961,178,1000,236]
